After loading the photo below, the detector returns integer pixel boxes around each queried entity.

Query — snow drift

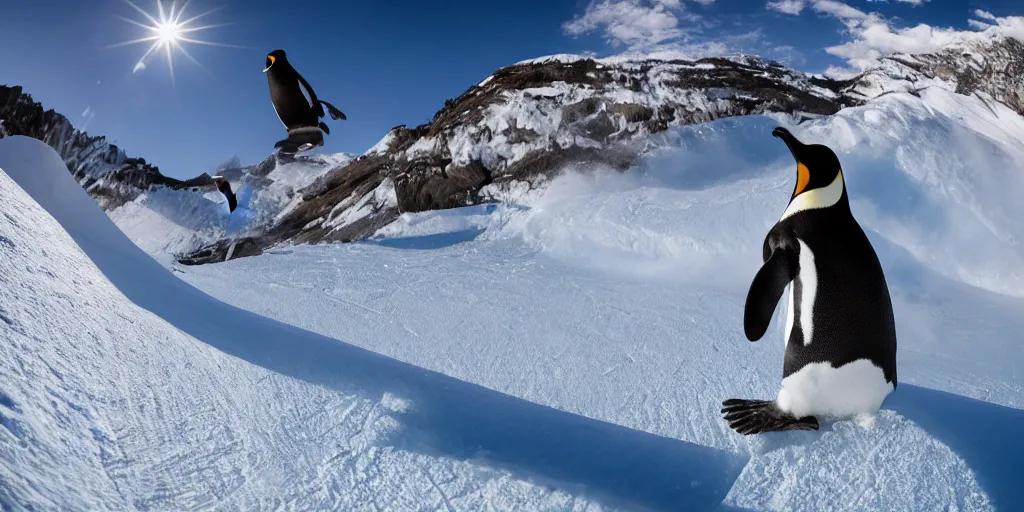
[177,86,1024,510]
[0,136,760,510]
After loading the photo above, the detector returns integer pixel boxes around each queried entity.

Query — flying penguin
[263,49,346,154]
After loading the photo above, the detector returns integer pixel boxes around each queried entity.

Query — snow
[3,69,1024,510]
[102,152,352,259]
[1,136,744,510]
[176,90,1022,510]
[366,131,397,155]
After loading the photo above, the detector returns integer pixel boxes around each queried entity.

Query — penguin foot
[721,398,819,435]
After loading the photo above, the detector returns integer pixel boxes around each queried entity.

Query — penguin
[213,176,237,212]
[721,127,898,435]
[263,49,347,154]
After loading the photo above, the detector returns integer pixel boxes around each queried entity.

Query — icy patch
[724,411,991,511]
[324,177,397,231]
[366,132,396,156]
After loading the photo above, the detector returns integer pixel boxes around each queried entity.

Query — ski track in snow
[0,136,749,511]
[2,84,1024,511]
[180,90,1023,510]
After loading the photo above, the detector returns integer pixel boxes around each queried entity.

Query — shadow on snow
[1,136,747,511]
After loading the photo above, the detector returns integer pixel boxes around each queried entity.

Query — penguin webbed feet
[721,398,819,435]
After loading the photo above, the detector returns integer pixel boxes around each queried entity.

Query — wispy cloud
[771,1,1024,78]
[562,0,704,48]
[866,0,929,5]
[766,0,805,16]
[133,60,147,74]
[81,106,96,131]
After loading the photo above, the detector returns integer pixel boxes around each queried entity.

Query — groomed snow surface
[2,86,1024,511]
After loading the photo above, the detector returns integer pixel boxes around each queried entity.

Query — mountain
[0,85,355,258]
[4,31,1024,510]
[3,36,1023,266]
[5,53,1024,510]
[172,35,1024,265]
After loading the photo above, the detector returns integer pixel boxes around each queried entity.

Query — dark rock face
[0,85,180,209]
[173,54,865,263]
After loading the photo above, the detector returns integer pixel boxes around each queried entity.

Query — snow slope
[3,68,1024,511]
[0,136,751,510]
[177,88,1024,510]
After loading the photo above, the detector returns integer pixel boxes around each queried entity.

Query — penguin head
[772,127,844,199]
[264,49,287,73]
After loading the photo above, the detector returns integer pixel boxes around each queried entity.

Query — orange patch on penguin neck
[794,163,810,196]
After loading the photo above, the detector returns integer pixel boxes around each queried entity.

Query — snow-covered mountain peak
[5,34,1024,266]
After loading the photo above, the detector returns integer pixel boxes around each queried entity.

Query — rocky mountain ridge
[3,35,1023,265]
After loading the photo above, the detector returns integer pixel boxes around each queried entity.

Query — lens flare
[109,0,240,82]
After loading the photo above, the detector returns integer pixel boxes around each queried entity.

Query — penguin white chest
[784,238,818,347]
[777,360,894,420]
[777,239,893,420]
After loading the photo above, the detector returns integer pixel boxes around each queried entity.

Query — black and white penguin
[721,127,898,435]
[263,49,347,154]
[213,176,237,213]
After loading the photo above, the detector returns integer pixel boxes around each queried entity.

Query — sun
[109,0,238,82]
[156,20,182,44]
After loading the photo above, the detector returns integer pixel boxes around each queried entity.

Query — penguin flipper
[319,122,330,135]
[721,399,819,435]
[214,178,238,213]
[319,100,347,120]
[744,246,797,341]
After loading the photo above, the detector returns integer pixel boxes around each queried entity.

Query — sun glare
[156,21,182,44]
[109,0,239,82]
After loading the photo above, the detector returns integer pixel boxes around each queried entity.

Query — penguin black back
[722,127,898,435]
[264,49,318,131]
[747,127,897,385]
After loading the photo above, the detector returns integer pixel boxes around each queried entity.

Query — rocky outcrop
[7,34,1024,266]
[0,85,180,209]
[175,54,867,264]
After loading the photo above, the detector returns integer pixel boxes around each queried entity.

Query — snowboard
[274,126,324,155]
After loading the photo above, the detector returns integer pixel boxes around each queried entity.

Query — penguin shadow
[883,384,1024,509]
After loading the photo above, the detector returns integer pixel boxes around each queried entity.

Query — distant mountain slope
[4,35,1023,265]
[0,86,354,258]
[176,35,1024,265]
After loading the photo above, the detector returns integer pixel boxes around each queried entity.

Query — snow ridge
[173,34,1024,265]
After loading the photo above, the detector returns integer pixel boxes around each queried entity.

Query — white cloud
[813,0,868,22]
[81,106,96,131]
[597,28,805,67]
[975,10,997,22]
[866,0,929,4]
[767,0,806,16]
[132,61,147,74]
[563,0,700,48]
[809,1,1024,78]
[968,19,992,31]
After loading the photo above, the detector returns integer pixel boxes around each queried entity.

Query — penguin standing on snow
[721,127,898,435]
[263,49,346,154]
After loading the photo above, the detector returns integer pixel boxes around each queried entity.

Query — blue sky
[4,0,1022,178]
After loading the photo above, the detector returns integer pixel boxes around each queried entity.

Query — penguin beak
[773,127,811,197]
[263,55,275,73]
[772,127,802,160]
